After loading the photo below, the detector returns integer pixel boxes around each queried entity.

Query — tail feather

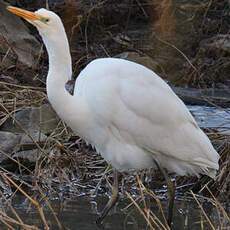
[194,157,219,179]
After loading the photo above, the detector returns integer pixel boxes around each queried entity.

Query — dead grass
[0,90,229,228]
[0,0,229,229]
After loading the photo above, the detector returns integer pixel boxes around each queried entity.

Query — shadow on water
[1,194,223,230]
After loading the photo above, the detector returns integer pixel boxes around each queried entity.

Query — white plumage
[8,7,219,179]
[72,58,219,177]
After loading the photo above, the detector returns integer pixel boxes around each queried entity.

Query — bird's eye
[41,17,50,23]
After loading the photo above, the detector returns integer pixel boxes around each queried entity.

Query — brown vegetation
[0,0,229,229]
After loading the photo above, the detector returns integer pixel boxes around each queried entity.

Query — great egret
[7,6,219,227]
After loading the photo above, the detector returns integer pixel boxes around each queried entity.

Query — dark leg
[154,160,175,228]
[96,169,119,225]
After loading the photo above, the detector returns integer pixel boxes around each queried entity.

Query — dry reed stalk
[2,173,49,230]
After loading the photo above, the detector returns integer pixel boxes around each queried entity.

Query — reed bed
[0,0,229,229]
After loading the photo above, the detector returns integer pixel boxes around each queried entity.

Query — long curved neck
[42,31,73,118]
[46,33,72,83]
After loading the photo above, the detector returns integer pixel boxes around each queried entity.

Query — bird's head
[7,5,72,75]
[7,6,64,38]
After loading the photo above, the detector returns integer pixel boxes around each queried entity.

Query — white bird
[8,6,219,227]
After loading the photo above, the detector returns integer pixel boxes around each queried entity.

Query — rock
[0,129,47,163]
[38,104,61,134]
[19,131,47,145]
[0,131,20,153]
[0,131,21,161]
[0,0,41,68]
[15,130,47,161]
[0,103,60,164]
[11,132,47,164]
[1,104,60,135]
[12,150,40,163]
[171,86,230,107]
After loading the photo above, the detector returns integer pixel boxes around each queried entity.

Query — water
[0,105,229,229]
[1,195,223,230]
[188,105,230,134]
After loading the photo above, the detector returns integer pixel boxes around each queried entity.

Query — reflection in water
[2,195,221,230]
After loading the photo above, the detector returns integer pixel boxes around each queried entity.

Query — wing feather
[79,58,219,173]
[114,71,219,170]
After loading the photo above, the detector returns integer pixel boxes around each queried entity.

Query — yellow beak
[7,6,41,21]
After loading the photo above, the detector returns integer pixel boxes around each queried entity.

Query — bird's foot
[95,170,120,226]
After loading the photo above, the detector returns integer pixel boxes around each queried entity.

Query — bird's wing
[110,70,219,170]
[79,58,219,171]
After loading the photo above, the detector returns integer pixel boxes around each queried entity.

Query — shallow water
[188,105,230,133]
[0,105,229,229]
[1,194,222,230]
